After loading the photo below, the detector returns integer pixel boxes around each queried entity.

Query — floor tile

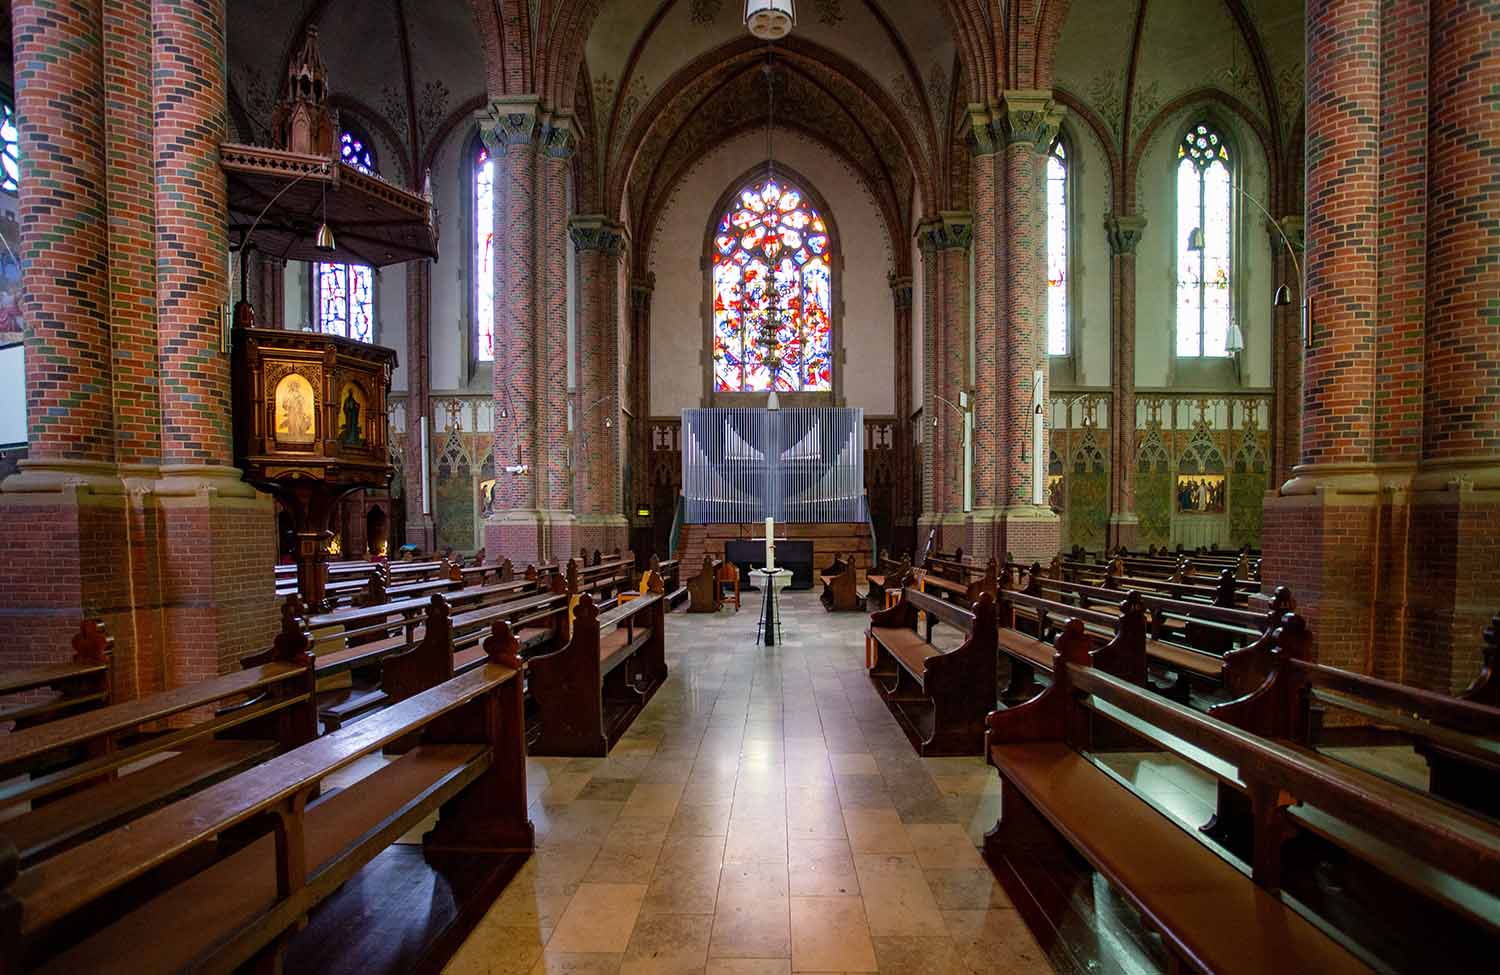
[549,884,649,953]
[790,896,877,972]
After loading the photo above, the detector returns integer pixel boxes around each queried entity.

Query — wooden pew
[0,608,316,869]
[303,575,562,730]
[920,554,999,605]
[993,587,1150,701]
[0,622,112,732]
[865,589,997,755]
[686,555,723,613]
[865,553,912,608]
[818,558,865,612]
[981,615,1499,975]
[1212,614,1500,821]
[527,584,667,757]
[653,556,686,609]
[2,639,533,974]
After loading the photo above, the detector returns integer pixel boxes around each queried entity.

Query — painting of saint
[338,382,368,446]
[274,373,316,445]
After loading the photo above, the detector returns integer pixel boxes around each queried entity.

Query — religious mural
[337,381,368,446]
[1176,474,1226,514]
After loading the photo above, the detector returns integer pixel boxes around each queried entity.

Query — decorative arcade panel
[682,408,863,523]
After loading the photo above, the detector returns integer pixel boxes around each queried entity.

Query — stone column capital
[629,273,656,315]
[541,116,578,159]
[998,90,1065,152]
[478,97,544,150]
[917,211,974,253]
[1273,214,1305,251]
[1103,212,1148,255]
[966,104,999,156]
[888,272,914,310]
[569,215,628,256]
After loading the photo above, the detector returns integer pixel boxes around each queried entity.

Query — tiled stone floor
[445,592,1048,975]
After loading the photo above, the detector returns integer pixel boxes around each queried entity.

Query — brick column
[915,214,971,553]
[993,91,1063,562]
[0,0,131,676]
[0,0,275,693]
[403,260,435,552]
[151,0,275,684]
[628,273,655,538]
[889,273,915,543]
[481,103,577,563]
[1406,0,1500,691]
[1104,213,1146,551]
[1269,216,1305,492]
[12,0,113,463]
[538,120,576,560]
[570,215,628,553]
[966,108,1002,561]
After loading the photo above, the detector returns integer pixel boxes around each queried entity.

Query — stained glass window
[711,177,833,393]
[1,96,17,194]
[316,127,377,343]
[475,142,495,362]
[1045,138,1068,356]
[1176,122,1233,357]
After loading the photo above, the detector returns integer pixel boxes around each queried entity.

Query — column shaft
[404,260,434,552]
[14,0,113,461]
[571,216,627,553]
[153,0,232,465]
[1105,214,1146,551]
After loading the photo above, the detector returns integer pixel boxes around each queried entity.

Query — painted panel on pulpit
[336,381,368,446]
[274,373,317,445]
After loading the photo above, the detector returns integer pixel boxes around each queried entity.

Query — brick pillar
[151,0,275,684]
[1104,213,1146,552]
[538,120,576,561]
[993,91,1063,562]
[628,273,656,538]
[1406,0,1500,692]
[1262,0,1419,681]
[404,260,435,552]
[889,273,914,543]
[0,0,131,676]
[13,0,113,463]
[481,103,576,563]
[915,215,971,554]
[0,0,275,693]
[966,108,1002,561]
[1269,216,1305,492]
[570,215,628,553]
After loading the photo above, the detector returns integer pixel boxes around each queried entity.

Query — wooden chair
[716,560,741,611]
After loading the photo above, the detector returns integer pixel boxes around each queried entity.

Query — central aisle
[446,591,1049,975]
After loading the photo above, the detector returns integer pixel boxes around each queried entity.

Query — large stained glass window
[316,127,377,342]
[474,142,495,362]
[1176,122,1233,357]
[1,95,18,194]
[1045,138,1068,356]
[711,178,833,393]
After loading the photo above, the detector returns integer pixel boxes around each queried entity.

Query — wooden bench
[866,588,997,755]
[920,555,998,605]
[818,558,865,612]
[303,576,563,730]
[993,587,1150,702]
[0,609,316,869]
[686,555,723,613]
[0,623,112,732]
[865,552,912,608]
[652,556,687,609]
[1212,613,1500,821]
[2,640,533,974]
[980,616,1497,975]
[527,585,667,756]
